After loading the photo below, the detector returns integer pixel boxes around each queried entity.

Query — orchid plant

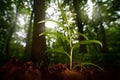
[39,0,103,71]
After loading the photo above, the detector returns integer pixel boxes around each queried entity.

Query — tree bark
[31,0,47,64]
[73,0,87,53]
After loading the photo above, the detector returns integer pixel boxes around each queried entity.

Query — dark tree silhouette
[73,0,87,53]
[31,0,47,64]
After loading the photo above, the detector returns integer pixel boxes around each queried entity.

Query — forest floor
[0,58,120,80]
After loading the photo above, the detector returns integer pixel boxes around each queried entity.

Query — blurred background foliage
[0,0,120,67]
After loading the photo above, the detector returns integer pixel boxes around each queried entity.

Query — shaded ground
[0,58,120,80]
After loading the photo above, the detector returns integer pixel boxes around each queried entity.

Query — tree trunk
[97,1,109,53]
[99,17,109,53]
[5,3,20,55]
[24,10,33,60]
[31,0,47,64]
[73,0,87,53]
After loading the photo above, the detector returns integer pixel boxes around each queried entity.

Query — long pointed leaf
[57,0,68,24]
[45,48,70,58]
[76,32,88,40]
[73,40,103,50]
[81,62,104,71]
[79,40,103,47]
[38,19,68,32]
[39,31,70,43]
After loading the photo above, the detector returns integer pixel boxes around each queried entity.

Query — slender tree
[73,0,87,53]
[0,0,13,54]
[5,1,20,55]
[24,10,33,60]
[96,0,109,53]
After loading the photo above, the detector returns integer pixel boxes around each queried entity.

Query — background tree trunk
[31,0,47,64]
[98,12,109,53]
[24,10,33,60]
[97,1,109,53]
[73,0,87,53]
[5,2,20,55]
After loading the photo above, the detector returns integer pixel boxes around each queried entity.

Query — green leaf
[39,31,70,43]
[81,62,104,71]
[38,19,68,32]
[57,0,68,24]
[73,40,102,50]
[76,32,88,40]
[79,40,103,47]
[45,48,70,58]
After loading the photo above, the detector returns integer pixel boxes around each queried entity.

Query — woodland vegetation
[0,0,120,80]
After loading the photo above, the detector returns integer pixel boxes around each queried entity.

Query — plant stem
[70,47,73,70]
[68,24,73,70]
[70,54,72,70]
